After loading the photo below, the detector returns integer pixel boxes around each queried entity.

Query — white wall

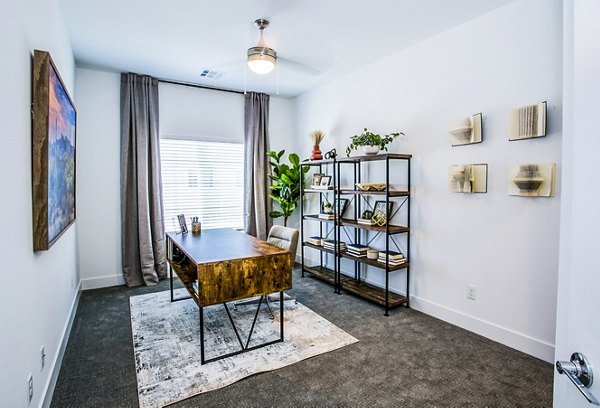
[293,0,562,362]
[75,72,295,287]
[75,68,123,289]
[0,0,79,407]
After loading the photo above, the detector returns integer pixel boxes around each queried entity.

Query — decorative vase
[362,145,380,155]
[311,144,323,160]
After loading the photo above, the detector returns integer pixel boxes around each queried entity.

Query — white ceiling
[60,0,515,98]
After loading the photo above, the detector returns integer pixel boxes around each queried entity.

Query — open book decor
[449,113,483,146]
[508,163,556,197]
[449,164,488,193]
[508,101,547,141]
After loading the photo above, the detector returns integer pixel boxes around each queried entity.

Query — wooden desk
[166,229,293,363]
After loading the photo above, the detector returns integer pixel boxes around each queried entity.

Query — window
[160,138,244,231]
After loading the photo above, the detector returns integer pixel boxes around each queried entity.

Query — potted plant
[322,202,333,214]
[267,149,309,226]
[345,128,404,156]
[310,130,325,161]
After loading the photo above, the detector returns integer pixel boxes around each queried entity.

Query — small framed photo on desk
[177,214,188,234]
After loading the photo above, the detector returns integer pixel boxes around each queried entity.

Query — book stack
[311,185,335,190]
[377,250,407,266]
[318,213,335,220]
[346,244,370,257]
[322,239,346,252]
[357,218,374,225]
[307,236,322,246]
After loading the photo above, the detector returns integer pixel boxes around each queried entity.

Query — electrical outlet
[467,285,477,300]
[27,373,33,405]
[40,346,46,370]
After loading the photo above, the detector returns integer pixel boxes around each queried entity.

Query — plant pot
[311,144,323,160]
[362,145,380,155]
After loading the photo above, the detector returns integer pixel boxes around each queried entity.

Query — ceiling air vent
[200,69,224,80]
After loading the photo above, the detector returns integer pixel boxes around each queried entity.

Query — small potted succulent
[322,202,333,214]
[345,128,404,156]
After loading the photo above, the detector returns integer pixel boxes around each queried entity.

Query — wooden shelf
[303,265,336,284]
[339,273,408,308]
[303,214,336,224]
[303,215,408,234]
[338,189,410,197]
[340,219,409,234]
[304,242,408,272]
[300,159,336,166]
[303,188,336,193]
[337,153,412,163]
[339,251,409,271]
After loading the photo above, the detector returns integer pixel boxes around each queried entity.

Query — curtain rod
[157,78,244,95]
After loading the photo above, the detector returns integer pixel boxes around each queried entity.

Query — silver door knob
[556,352,599,406]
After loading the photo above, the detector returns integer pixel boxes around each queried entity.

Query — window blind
[160,138,244,231]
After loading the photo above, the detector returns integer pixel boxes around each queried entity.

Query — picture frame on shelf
[319,175,332,186]
[337,198,349,217]
[374,200,394,217]
[312,173,324,186]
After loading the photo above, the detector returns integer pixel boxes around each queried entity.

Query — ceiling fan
[215,18,322,77]
[247,19,277,75]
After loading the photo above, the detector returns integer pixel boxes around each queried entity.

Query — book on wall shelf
[318,213,336,220]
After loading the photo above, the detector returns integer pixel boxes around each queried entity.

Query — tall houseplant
[267,150,309,226]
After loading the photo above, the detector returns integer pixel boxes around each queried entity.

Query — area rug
[130,289,358,408]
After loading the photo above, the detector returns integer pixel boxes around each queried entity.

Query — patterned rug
[130,289,358,408]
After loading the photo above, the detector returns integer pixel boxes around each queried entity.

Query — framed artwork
[32,50,77,251]
[337,198,349,217]
[373,200,394,217]
[312,173,324,186]
[320,175,332,186]
[177,214,188,233]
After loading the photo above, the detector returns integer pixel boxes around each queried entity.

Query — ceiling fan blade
[278,57,322,76]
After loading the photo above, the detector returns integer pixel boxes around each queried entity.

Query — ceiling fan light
[247,47,277,74]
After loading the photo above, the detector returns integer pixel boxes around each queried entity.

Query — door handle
[556,352,599,406]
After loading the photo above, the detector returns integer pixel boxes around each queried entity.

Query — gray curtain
[120,73,167,287]
[244,92,272,240]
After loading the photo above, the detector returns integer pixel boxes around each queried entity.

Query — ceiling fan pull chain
[276,63,280,96]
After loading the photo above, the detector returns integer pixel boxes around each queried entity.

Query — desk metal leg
[199,306,205,364]
[280,291,284,341]
[169,264,174,302]
[199,295,285,365]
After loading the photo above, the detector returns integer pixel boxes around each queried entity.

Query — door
[554,1,600,406]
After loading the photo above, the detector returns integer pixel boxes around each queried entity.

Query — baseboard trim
[299,255,554,363]
[82,274,126,290]
[41,280,82,408]
[410,295,555,364]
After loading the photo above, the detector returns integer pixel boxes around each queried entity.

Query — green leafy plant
[345,128,404,156]
[267,149,309,226]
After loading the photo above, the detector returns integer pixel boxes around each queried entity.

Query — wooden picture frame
[32,50,77,251]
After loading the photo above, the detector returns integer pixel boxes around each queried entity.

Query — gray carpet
[51,267,553,407]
